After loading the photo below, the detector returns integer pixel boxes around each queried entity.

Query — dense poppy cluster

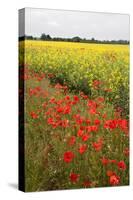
[25,68,129,189]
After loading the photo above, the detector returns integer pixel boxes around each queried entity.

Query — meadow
[19,40,129,191]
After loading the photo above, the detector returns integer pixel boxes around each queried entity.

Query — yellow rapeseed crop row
[20,40,129,115]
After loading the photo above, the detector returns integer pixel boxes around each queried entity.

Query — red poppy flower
[97,96,105,103]
[104,120,117,130]
[49,97,56,104]
[109,174,120,186]
[101,157,109,165]
[65,95,70,101]
[78,144,87,154]
[56,99,63,105]
[63,151,74,163]
[73,114,80,119]
[92,139,103,151]
[77,129,84,137]
[42,102,47,109]
[80,92,88,100]
[30,111,38,119]
[109,159,117,164]
[107,170,115,177]
[35,86,41,92]
[118,119,128,131]
[69,173,79,183]
[55,83,63,89]
[63,105,71,114]
[87,100,97,108]
[123,148,129,156]
[76,117,84,125]
[85,119,91,125]
[47,118,54,125]
[117,161,126,170]
[82,134,91,142]
[29,88,37,96]
[68,136,76,146]
[61,119,69,128]
[90,125,98,132]
[80,126,85,130]
[83,180,91,187]
[73,95,79,102]
[102,113,107,119]
[57,106,64,113]
[94,119,100,125]
[93,80,102,89]
[89,108,97,115]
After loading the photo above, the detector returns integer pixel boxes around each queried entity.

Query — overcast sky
[20,8,130,40]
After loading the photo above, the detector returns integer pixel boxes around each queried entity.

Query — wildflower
[78,144,87,154]
[102,113,107,119]
[109,174,120,186]
[89,108,97,115]
[82,134,91,142]
[109,159,117,164]
[90,125,98,132]
[73,95,79,102]
[42,102,47,109]
[83,180,91,187]
[30,111,38,119]
[85,119,91,125]
[80,92,88,100]
[61,119,69,128]
[63,151,74,163]
[47,118,54,125]
[94,119,100,125]
[63,105,71,114]
[87,100,97,108]
[77,129,84,137]
[107,170,115,177]
[76,116,84,125]
[92,138,103,151]
[57,106,64,113]
[65,95,70,101]
[96,96,104,103]
[29,88,37,96]
[69,173,79,183]
[49,97,56,104]
[123,148,129,156]
[117,161,126,170]
[93,80,102,89]
[101,157,109,165]
[104,120,117,130]
[68,136,76,146]
[118,119,128,134]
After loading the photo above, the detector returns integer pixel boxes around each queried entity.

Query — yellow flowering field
[20,40,129,116]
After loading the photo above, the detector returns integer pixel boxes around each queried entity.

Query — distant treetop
[19,34,129,45]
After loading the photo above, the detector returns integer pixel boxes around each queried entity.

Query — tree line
[19,33,129,45]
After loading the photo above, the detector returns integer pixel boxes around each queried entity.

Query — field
[19,40,129,192]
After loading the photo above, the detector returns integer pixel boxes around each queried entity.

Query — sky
[19,8,130,40]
